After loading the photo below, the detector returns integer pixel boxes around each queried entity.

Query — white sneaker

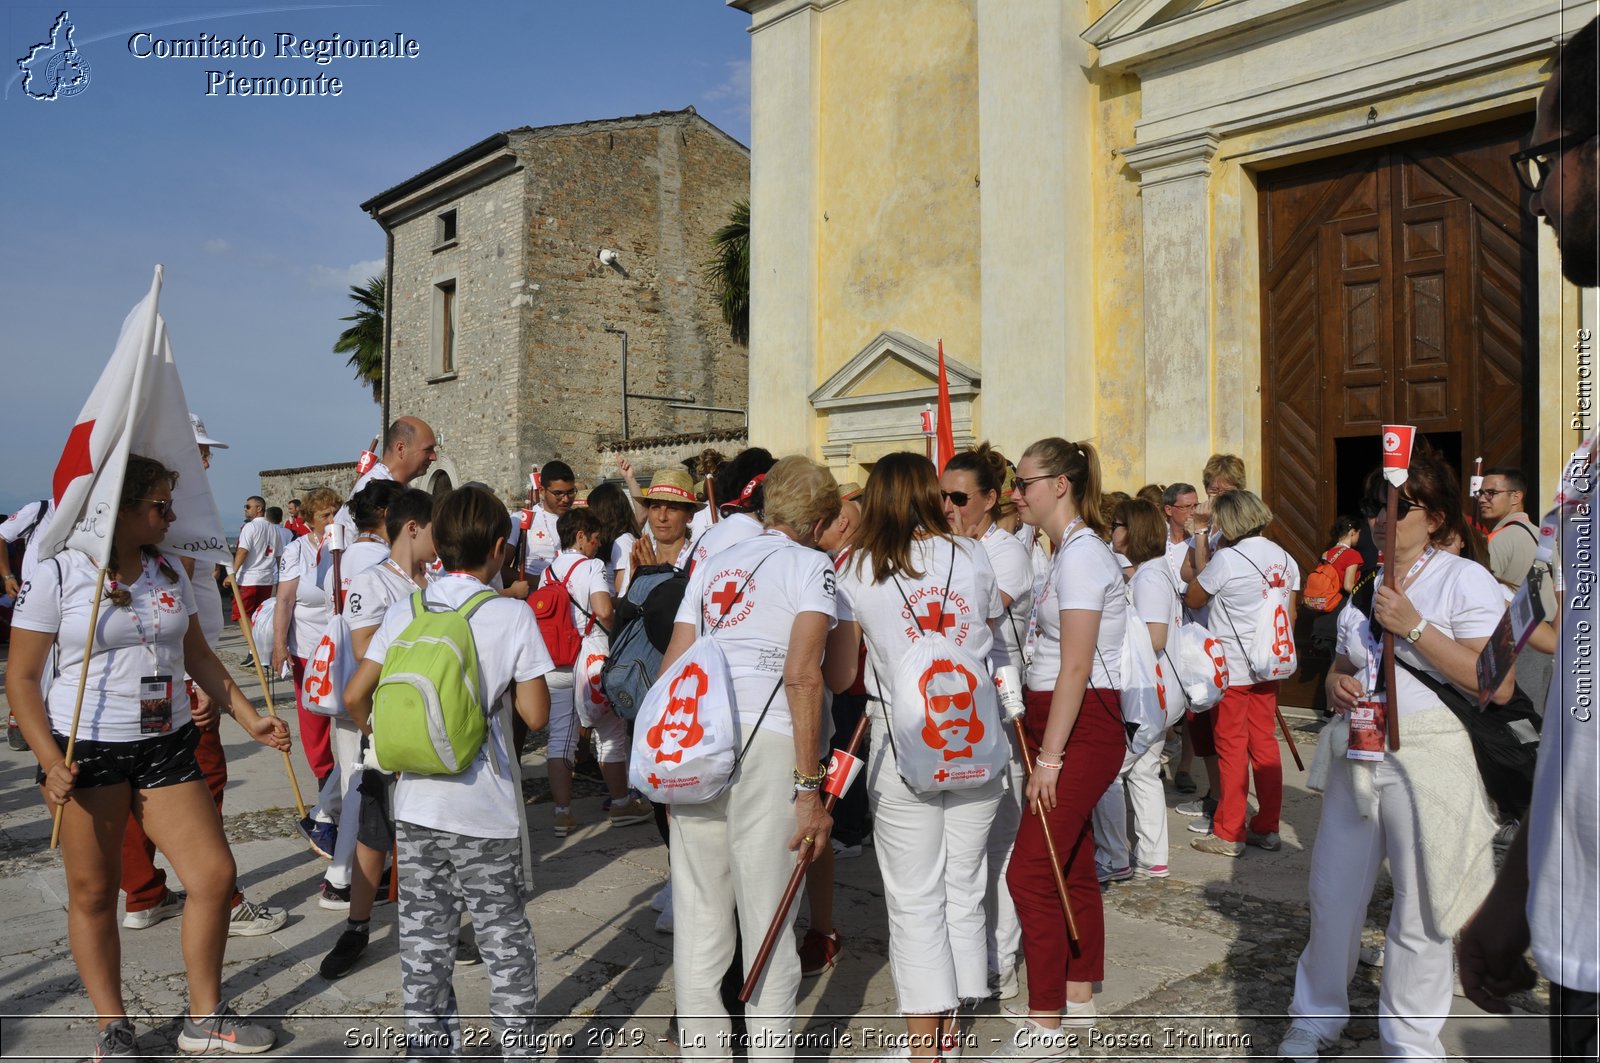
[1061,999,1096,1029]
[1277,1025,1333,1063]
[1357,943,1385,967]
[651,882,672,913]
[123,889,185,930]
[983,1020,1076,1062]
[227,898,287,937]
[655,891,674,934]
[990,965,1020,1001]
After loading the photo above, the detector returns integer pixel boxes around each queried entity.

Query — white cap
[190,413,228,448]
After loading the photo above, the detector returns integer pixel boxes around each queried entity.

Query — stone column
[1122,132,1219,480]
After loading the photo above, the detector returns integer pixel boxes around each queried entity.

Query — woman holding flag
[656,455,841,1060]
[7,455,290,1058]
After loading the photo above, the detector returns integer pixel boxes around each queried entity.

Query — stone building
[733,0,1596,570]
[359,106,751,498]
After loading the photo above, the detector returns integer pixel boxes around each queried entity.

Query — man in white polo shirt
[230,497,278,653]
[335,416,438,536]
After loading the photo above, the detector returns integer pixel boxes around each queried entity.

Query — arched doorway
[428,469,453,498]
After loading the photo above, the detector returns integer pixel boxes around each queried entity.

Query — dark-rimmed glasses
[1511,132,1598,194]
[137,499,174,518]
[941,490,971,507]
[1359,495,1419,521]
[1012,474,1054,494]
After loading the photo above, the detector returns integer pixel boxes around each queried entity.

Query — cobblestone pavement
[0,632,1547,1061]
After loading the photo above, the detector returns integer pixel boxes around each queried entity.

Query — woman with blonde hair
[661,455,841,1060]
[1002,437,1128,1054]
[1184,489,1299,858]
[834,452,1008,1063]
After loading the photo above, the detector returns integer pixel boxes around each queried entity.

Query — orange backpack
[1302,545,1351,613]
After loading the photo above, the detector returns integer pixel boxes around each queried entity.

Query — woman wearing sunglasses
[1278,449,1504,1063]
[940,443,1032,999]
[6,455,291,1058]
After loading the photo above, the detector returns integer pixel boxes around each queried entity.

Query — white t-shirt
[1027,528,1128,691]
[1529,438,1599,992]
[689,505,715,545]
[192,564,224,648]
[1130,557,1182,645]
[836,536,1004,700]
[608,532,638,596]
[1,499,55,582]
[366,573,555,838]
[980,523,1032,670]
[686,512,763,575]
[1333,551,1502,718]
[674,530,837,738]
[521,506,561,582]
[13,549,196,742]
[336,462,396,537]
[543,552,611,653]
[325,539,389,600]
[346,559,420,633]
[1165,535,1193,594]
[280,536,332,654]
[1198,537,1303,684]
[275,525,295,557]
[236,517,280,586]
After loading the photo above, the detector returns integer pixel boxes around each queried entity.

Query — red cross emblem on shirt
[916,602,957,634]
[933,768,950,783]
[710,581,744,615]
[535,529,548,540]
[158,592,176,609]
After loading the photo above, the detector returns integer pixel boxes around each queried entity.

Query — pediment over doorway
[809,330,980,410]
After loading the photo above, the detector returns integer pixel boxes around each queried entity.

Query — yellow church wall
[814,0,983,457]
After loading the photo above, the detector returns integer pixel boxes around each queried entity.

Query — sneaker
[1175,798,1208,816]
[1134,864,1170,879]
[7,715,27,751]
[455,937,482,966]
[1492,818,1520,851]
[607,796,653,827]
[94,1018,140,1060]
[651,882,672,913]
[1246,830,1282,851]
[1186,815,1214,834]
[799,928,842,977]
[1062,998,1096,1029]
[1357,943,1385,967]
[240,655,255,668]
[318,927,370,980]
[1173,770,1197,794]
[984,1019,1076,1062]
[990,965,1020,1000]
[296,815,335,860]
[1191,835,1244,857]
[655,890,674,934]
[177,1002,275,1055]
[318,880,351,911]
[1277,1024,1333,1063]
[553,810,578,837]
[1096,865,1134,884]
[227,898,286,937]
[832,837,864,859]
[123,889,185,930]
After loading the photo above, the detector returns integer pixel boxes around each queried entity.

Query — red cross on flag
[36,266,230,569]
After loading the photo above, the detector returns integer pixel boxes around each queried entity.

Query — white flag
[36,266,231,569]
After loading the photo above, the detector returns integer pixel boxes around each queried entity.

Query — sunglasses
[941,490,972,507]
[1359,495,1420,521]
[138,498,174,518]
[1111,521,1127,530]
[1012,474,1054,493]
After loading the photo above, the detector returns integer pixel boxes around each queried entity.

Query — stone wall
[257,462,361,512]
[596,428,749,481]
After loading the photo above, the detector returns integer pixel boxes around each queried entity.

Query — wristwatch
[1405,617,1430,644]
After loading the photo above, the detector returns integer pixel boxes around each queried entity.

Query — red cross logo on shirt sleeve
[710,581,744,615]
[916,602,957,634]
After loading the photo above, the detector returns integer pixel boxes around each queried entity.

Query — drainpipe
[605,326,629,438]
[378,220,395,436]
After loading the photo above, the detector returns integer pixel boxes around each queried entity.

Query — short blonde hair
[304,486,341,520]
[1212,489,1274,542]
[762,455,841,534]
[1202,454,1247,492]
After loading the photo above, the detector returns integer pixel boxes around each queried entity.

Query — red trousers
[121,683,240,911]
[1007,687,1126,1009]
[231,583,273,624]
[292,656,333,782]
[1211,681,1283,843]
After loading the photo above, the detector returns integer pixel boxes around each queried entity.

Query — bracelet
[793,760,828,788]
[1040,748,1065,759]
[794,781,822,794]
[1034,756,1064,771]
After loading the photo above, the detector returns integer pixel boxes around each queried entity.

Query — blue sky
[0,1,751,520]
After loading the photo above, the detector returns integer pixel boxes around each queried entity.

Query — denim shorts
[36,723,204,790]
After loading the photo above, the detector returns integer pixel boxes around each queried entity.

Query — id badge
[1347,694,1386,762]
[140,674,174,735]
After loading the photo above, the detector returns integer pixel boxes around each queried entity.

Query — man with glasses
[1478,468,1540,597]
[1459,18,1598,1063]
[521,459,577,584]
[1162,482,1199,591]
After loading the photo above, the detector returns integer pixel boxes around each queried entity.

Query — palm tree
[334,275,385,403]
[704,200,749,346]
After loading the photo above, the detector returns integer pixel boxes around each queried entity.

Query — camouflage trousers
[396,822,539,1060]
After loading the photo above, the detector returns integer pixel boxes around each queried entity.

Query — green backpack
[371,589,501,775]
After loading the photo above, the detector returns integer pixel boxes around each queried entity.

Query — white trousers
[1288,756,1455,1059]
[868,720,1004,1014]
[984,730,1023,975]
[1092,741,1169,873]
[671,728,804,1063]
[318,715,364,889]
[546,666,629,765]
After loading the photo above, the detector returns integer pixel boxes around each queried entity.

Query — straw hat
[837,481,863,502]
[638,468,703,507]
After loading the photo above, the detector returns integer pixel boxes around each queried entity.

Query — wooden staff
[1382,483,1402,752]
[1275,707,1305,772]
[1014,716,1079,943]
[49,568,109,849]
[739,713,870,1003]
[698,450,721,525]
[228,573,308,817]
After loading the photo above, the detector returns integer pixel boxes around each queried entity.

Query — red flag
[936,339,956,471]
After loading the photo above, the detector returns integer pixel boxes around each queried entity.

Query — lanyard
[1363,546,1437,691]
[1376,544,1438,594]
[118,555,164,670]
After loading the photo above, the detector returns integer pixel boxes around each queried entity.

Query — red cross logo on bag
[648,664,709,764]
[919,658,984,759]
